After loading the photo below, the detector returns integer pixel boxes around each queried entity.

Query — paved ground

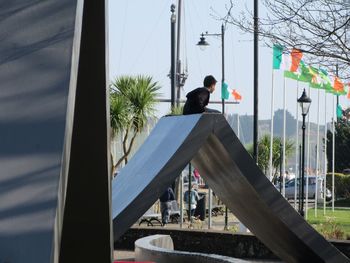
[114,250,135,262]
[113,249,282,262]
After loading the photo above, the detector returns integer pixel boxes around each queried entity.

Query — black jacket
[159,187,175,203]
[183,87,210,115]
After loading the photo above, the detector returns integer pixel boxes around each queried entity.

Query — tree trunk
[123,130,138,164]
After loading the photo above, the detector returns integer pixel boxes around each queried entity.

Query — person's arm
[169,188,175,201]
[195,191,200,201]
[197,89,209,108]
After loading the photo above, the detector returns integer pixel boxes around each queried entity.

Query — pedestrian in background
[159,186,175,225]
[184,183,200,218]
[193,168,201,184]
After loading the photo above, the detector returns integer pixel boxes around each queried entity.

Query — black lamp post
[197,25,228,228]
[197,24,225,114]
[297,89,311,217]
[170,4,176,108]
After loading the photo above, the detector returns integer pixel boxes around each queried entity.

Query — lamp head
[197,33,209,50]
[297,89,312,115]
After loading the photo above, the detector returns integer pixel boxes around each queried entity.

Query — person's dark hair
[203,75,217,87]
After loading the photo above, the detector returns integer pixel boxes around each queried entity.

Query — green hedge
[326,173,350,199]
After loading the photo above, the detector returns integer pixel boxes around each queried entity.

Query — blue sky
[108,0,349,124]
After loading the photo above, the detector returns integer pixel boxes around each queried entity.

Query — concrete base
[134,234,249,263]
[115,227,350,260]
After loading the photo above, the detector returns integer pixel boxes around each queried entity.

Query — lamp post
[297,89,312,217]
[197,25,228,229]
[170,4,176,108]
[197,24,225,114]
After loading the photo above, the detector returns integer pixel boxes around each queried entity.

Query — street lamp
[197,24,225,114]
[297,89,312,217]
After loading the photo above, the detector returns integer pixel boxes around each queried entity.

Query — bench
[211,205,225,216]
[139,206,162,227]
[169,200,180,223]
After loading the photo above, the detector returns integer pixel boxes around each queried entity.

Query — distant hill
[226,110,329,174]
[116,112,329,174]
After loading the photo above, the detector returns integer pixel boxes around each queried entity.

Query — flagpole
[294,81,299,209]
[269,70,275,181]
[237,114,240,139]
[236,114,247,233]
[315,88,320,217]
[324,91,328,215]
[305,86,311,219]
[332,96,335,212]
[208,187,212,229]
[282,77,287,197]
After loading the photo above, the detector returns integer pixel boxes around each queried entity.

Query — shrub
[318,217,345,240]
[326,173,350,199]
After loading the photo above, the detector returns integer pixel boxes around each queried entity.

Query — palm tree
[168,105,184,115]
[247,135,294,181]
[110,75,160,174]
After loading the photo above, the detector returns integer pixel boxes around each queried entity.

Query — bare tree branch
[221,0,350,79]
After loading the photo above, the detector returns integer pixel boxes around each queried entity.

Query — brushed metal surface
[0,1,81,262]
[59,0,112,262]
[112,114,349,263]
[0,1,111,262]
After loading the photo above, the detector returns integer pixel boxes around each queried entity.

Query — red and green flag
[282,49,304,80]
[282,48,303,71]
[326,76,347,95]
[290,48,303,72]
[283,59,312,82]
[221,81,242,101]
[333,77,346,94]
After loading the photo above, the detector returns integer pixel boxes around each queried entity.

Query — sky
[108,0,350,125]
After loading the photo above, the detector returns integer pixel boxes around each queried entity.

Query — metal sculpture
[112,114,349,262]
[0,1,111,262]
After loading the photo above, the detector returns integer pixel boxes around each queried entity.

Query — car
[277,176,332,202]
[343,168,350,175]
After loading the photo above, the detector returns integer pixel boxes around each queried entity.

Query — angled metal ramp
[112,114,349,263]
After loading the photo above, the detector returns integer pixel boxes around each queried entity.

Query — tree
[223,0,350,79]
[247,135,294,181]
[110,75,160,173]
[326,115,350,172]
[168,105,184,115]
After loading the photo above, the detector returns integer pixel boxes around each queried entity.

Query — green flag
[221,82,229,100]
[298,61,313,83]
[337,104,343,118]
[273,44,284,69]
[319,68,333,91]
[284,70,299,80]
[309,66,322,89]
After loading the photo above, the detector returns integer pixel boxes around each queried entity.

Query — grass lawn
[330,198,350,207]
[307,207,350,240]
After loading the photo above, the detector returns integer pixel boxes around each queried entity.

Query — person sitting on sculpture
[183,75,220,115]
